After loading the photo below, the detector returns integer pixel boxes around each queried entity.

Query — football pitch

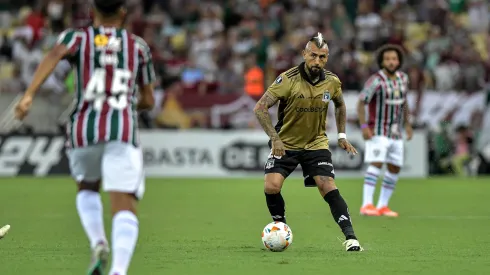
[0,177,489,275]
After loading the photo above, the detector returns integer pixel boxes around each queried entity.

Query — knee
[78,180,101,192]
[370,162,383,169]
[109,192,137,216]
[264,173,285,194]
[264,181,282,194]
[387,164,401,174]
[315,176,337,195]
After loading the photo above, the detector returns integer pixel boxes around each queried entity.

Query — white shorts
[364,135,404,167]
[67,141,145,199]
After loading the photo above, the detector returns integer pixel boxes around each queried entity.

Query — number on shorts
[85,68,132,111]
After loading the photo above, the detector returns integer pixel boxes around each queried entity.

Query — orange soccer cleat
[360,204,380,216]
[377,206,399,217]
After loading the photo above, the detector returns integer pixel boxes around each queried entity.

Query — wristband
[360,124,368,129]
[338,133,347,140]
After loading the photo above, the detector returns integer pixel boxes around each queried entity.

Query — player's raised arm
[15,29,81,120]
[357,76,380,140]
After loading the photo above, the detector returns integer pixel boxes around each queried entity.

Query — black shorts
[264,149,335,185]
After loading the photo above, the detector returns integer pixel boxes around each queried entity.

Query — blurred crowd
[0,0,489,175]
[1,0,490,94]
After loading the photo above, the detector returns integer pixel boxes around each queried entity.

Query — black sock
[265,192,286,223]
[323,189,356,240]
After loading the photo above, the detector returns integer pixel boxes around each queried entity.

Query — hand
[271,138,286,158]
[14,95,33,121]
[361,127,372,140]
[405,125,413,141]
[338,138,358,155]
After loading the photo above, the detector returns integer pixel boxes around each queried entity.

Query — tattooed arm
[332,75,347,134]
[402,100,413,140]
[332,87,358,155]
[332,93,346,134]
[253,91,280,141]
[402,101,410,125]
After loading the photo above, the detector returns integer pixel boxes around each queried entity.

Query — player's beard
[307,65,321,79]
[384,66,397,75]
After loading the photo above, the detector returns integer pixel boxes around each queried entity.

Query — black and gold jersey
[267,62,342,150]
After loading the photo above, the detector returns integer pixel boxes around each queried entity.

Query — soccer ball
[261,221,293,252]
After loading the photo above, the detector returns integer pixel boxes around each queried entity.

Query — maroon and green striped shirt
[359,70,409,139]
[57,26,155,148]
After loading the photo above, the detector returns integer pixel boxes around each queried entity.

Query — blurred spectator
[468,0,489,33]
[451,125,473,176]
[0,0,488,101]
[217,60,243,94]
[355,1,382,52]
[0,0,489,175]
[46,0,64,32]
[424,26,450,71]
[243,53,264,99]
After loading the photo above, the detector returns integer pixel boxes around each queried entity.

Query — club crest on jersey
[322,91,331,102]
[275,76,282,84]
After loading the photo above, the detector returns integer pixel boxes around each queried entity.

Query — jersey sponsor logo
[317,162,333,166]
[94,34,109,47]
[94,34,121,51]
[0,135,68,176]
[322,91,331,102]
[295,106,327,113]
[106,37,122,51]
[99,54,119,66]
[385,99,405,105]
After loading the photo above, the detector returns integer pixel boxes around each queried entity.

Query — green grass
[0,177,489,274]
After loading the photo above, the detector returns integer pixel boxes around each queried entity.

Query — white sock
[76,190,107,249]
[362,165,381,207]
[377,171,398,208]
[109,211,139,275]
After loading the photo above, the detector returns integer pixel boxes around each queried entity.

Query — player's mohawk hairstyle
[376,44,405,70]
[309,32,327,49]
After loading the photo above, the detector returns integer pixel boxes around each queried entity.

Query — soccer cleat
[0,224,10,239]
[87,242,109,275]
[343,239,363,252]
[360,204,380,216]
[378,206,398,217]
